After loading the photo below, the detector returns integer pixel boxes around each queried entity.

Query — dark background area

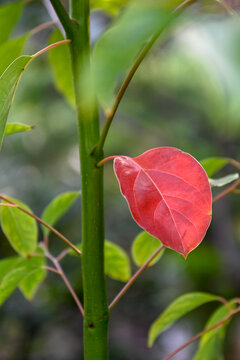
[1,0,240,359]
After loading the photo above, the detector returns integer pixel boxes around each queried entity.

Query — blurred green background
[1,0,240,359]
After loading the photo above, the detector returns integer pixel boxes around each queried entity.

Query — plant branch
[48,0,75,37]
[163,306,240,360]
[42,265,61,274]
[93,0,197,155]
[0,195,81,256]
[216,0,238,15]
[212,178,240,203]
[109,245,164,310]
[233,189,240,194]
[30,21,56,36]
[57,248,71,261]
[230,158,240,170]
[44,247,84,316]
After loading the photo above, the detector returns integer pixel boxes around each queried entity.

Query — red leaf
[113,147,212,257]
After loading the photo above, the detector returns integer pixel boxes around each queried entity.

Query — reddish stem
[33,40,71,58]
[212,178,240,203]
[163,306,240,360]
[0,195,81,256]
[109,245,164,310]
[97,155,117,167]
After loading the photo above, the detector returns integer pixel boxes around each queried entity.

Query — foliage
[0,0,240,359]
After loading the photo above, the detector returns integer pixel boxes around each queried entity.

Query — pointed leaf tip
[113,147,212,257]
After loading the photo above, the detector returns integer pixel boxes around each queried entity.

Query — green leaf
[69,241,131,282]
[92,1,182,109]
[1,196,38,256]
[105,240,131,282]
[0,256,21,282]
[0,55,32,150]
[91,0,130,15]
[194,301,236,360]
[132,231,164,267]
[200,157,230,177]
[0,1,23,45]
[19,249,46,300]
[0,34,29,77]
[48,29,75,107]
[0,266,30,306]
[0,250,46,303]
[209,173,239,187]
[41,191,80,237]
[5,122,34,136]
[148,292,220,347]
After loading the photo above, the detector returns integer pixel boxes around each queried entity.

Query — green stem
[49,0,109,358]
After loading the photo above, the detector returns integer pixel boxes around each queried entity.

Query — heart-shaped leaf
[113,147,212,257]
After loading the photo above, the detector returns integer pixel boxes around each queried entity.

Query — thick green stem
[69,1,109,359]
[49,0,109,358]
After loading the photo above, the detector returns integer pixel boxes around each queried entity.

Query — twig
[233,189,240,194]
[163,306,240,360]
[57,248,71,262]
[216,0,238,15]
[42,265,61,274]
[93,0,197,155]
[230,158,240,170]
[33,40,71,58]
[212,178,240,203]
[109,245,164,310]
[0,195,81,256]
[43,247,84,316]
[30,21,56,36]
[43,0,65,35]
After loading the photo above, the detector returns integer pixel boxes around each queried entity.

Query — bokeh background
[1,0,240,359]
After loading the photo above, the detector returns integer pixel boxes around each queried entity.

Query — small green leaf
[91,0,130,15]
[0,256,21,282]
[1,196,38,256]
[209,173,239,187]
[41,192,80,237]
[5,122,34,136]
[0,1,23,45]
[93,1,182,109]
[0,34,29,77]
[19,249,46,300]
[48,29,75,107]
[132,231,164,267]
[105,240,131,282]
[148,292,220,347]
[200,157,230,177]
[194,301,236,360]
[0,266,30,306]
[69,241,131,282]
[0,55,32,150]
